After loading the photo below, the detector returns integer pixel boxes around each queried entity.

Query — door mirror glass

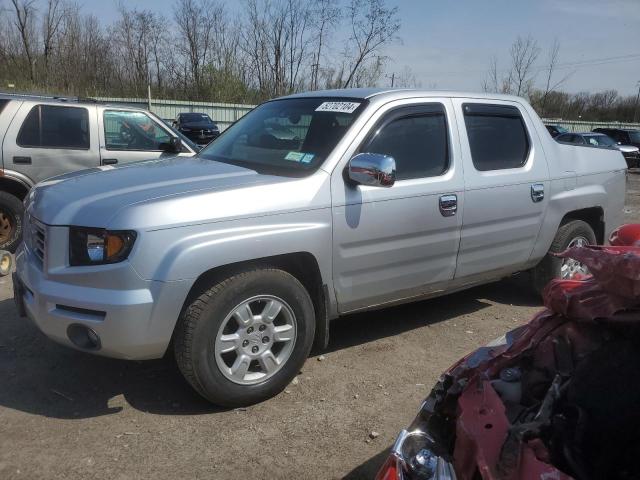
[348,153,396,187]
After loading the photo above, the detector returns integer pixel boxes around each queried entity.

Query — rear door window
[17,104,90,149]
[463,103,530,171]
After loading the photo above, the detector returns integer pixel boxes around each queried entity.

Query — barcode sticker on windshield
[315,101,361,114]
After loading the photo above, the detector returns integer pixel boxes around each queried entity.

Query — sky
[78,0,640,95]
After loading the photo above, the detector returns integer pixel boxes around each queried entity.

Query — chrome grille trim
[29,216,47,265]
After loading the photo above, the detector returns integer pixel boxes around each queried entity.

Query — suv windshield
[199,97,367,175]
[181,113,213,123]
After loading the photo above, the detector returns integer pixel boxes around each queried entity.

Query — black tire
[531,219,597,294]
[0,192,24,253]
[174,268,315,407]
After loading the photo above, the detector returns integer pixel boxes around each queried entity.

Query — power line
[430,52,640,77]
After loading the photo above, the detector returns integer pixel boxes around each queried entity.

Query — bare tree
[539,39,572,116]
[509,35,540,97]
[10,0,38,83]
[482,35,540,97]
[42,0,65,86]
[342,0,400,88]
[241,0,313,97]
[173,0,224,97]
[310,0,339,90]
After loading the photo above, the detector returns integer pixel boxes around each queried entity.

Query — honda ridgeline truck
[14,89,626,406]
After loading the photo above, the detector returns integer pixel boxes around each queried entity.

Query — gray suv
[14,89,626,406]
[0,94,198,251]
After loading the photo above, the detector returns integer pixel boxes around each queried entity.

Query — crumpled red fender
[543,224,640,319]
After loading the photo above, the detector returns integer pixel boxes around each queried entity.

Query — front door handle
[13,156,31,165]
[439,194,457,217]
[531,183,544,203]
[102,158,118,165]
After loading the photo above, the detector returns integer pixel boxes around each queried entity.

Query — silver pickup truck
[14,89,626,406]
[0,94,198,252]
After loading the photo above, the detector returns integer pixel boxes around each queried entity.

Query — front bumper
[14,246,191,360]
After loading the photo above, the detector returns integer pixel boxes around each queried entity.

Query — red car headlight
[376,430,457,480]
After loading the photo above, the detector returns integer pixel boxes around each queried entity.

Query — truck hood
[28,156,298,228]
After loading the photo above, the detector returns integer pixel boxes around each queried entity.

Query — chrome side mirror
[348,153,396,188]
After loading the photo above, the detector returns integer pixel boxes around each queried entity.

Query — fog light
[67,324,101,350]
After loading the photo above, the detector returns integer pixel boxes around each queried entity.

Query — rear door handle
[439,194,457,217]
[13,156,31,165]
[102,158,118,165]
[531,183,544,203]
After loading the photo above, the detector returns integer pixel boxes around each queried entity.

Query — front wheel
[0,192,24,253]
[174,269,315,407]
[531,219,597,294]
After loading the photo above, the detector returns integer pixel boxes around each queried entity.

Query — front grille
[29,216,47,265]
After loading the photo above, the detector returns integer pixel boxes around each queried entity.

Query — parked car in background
[377,224,640,480]
[545,124,568,137]
[14,89,626,407]
[556,131,640,168]
[173,112,220,145]
[592,127,640,150]
[0,94,198,252]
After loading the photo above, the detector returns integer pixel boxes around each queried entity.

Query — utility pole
[386,72,395,88]
[634,80,640,124]
[311,63,319,91]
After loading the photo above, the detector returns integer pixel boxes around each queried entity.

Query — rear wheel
[174,268,315,407]
[0,192,24,253]
[531,219,597,294]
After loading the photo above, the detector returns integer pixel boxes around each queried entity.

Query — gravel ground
[1,173,638,480]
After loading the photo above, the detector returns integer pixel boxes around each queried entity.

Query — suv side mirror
[160,137,182,153]
[348,153,396,188]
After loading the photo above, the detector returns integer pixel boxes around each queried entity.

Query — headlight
[69,227,136,266]
[376,430,456,480]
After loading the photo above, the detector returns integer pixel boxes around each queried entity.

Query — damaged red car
[377,224,640,480]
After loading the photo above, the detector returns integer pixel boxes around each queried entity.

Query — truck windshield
[198,97,367,175]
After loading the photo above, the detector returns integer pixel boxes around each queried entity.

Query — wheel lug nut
[251,346,259,353]
[247,327,254,333]
[259,325,266,331]
[262,336,269,344]
[242,340,249,347]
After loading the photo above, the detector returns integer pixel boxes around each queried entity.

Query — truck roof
[282,88,527,103]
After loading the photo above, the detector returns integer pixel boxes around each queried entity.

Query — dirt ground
[1,173,638,480]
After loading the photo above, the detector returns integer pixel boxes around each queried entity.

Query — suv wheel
[531,219,597,293]
[0,192,24,253]
[174,268,315,407]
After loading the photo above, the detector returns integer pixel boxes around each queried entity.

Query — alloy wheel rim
[560,236,590,279]
[0,253,10,272]
[0,212,13,245]
[214,295,297,385]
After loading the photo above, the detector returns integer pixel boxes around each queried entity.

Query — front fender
[129,209,334,287]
